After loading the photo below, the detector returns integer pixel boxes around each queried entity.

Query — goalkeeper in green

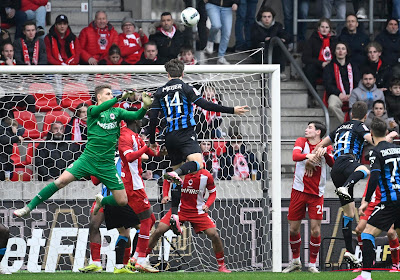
[14,85,153,217]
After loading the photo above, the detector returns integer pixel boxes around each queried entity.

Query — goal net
[0,65,281,273]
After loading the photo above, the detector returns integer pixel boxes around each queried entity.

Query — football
[180,7,200,27]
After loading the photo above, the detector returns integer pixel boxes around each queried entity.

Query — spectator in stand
[178,46,198,65]
[136,41,166,65]
[45,15,81,65]
[235,0,258,51]
[323,42,360,123]
[321,0,346,34]
[361,41,392,92]
[0,43,16,65]
[149,12,184,62]
[365,100,398,133]
[35,121,81,181]
[220,134,260,181]
[0,19,12,47]
[98,44,129,65]
[375,18,400,67]
[349,71,384,111]
[118,17,148,65]
[338,14,369,68]
[302,17,337,108]
[204,1,238,65]
[250,6,291,80]
[0,117,24,181]
[79,11,118,65]
[281,0,309,47]
[0,0,27,39]
[200,140,220,179]
[13,21,47,65]
[385,78,400,125]
[20,0,47,37]
[64,103,88,141]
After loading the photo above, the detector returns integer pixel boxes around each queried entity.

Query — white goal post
[0,64,281,272]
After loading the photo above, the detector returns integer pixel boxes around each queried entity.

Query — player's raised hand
[142,91,153,109]
[234,105,250,115]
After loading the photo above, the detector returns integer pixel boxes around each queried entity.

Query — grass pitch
[1,271,398,280]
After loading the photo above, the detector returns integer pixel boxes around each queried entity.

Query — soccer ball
[180,7,200,27]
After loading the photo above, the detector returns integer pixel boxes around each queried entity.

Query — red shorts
[160,209,216,233]
[127,188,151,215]
[90,201,104,214]
[360,201,380,221]
[287,189,324,221]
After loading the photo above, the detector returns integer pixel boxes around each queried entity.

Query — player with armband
[146,169,231,273]
[148,58,249,235]
[0,223,10,274]
[14,85,153,218]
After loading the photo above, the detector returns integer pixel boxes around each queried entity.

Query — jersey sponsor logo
[181,188,200,194]
[162,84,182,92]
[97,121,118,130]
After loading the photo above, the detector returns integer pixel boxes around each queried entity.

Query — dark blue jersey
[369,141,400,203]
[328,120,370,160]
[151,79,202,133]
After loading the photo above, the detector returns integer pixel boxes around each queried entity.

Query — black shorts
[331,154,362,205]
[104,204,140,230]
[165,127,202,166]
[367,202,400,232]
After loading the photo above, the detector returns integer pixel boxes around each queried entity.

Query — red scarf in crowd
[160,25,176,39]
[96,25,111,50]
[317,31,332,62]
[376,59,382,71]
[71,118,86,141]
[51,37,76,65]
[21,39,39,65]
[334,63,353,94]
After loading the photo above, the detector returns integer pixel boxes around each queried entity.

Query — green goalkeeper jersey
[83,97,147,163]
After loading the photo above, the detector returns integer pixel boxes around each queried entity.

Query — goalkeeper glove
[116,89,136,101]
[142,92,153,109]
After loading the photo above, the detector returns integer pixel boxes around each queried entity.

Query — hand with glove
[141,91,153,109]
[116,89,137,101]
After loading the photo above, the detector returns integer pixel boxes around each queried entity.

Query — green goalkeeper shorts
[66,154,124,191]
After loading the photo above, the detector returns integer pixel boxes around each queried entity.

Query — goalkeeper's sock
[289,233,301,259]
[100,195,119,206]
[27,182,59,210]
[309,235,321,264]
[215,251,225,267]
[115,236,128,265]
[123,247,131,265]
[171,183,181,215]
[357,234,363,250]
[389,237,400,266]
[342,216,355,254]
[0,248,6,262]
[90,243,101,265]
[175,161,200,176]
[131,229,139,256]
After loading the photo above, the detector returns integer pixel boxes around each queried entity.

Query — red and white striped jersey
[179,169,216,214]
[292,137,334,197]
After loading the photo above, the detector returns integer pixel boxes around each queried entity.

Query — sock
[115,236,128,265]
[289,233,301,259]
[389,238,400,266]
[123,247,131,265]
[361,233,376,272]
[27,182,59,210]
[309,235,321,264]
[343,170,367,189]
[90,242,101,264]
[215,251,225,267]
[361,271,371,280]
[357,234,363,250]
[136,217,154,257]
[137,257,146,265]
[0,248,6,262]
[342,215,354,254]
[101,195,119,206]
[175,161,200,176]
[131,230,139,257]
[171,183,181,215]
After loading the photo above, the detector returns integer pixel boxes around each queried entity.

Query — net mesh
[0,68,272,272]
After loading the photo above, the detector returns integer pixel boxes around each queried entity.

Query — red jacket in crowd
[79,21,118,63]
[118,32,148,65]
[21,0,48,11]
[44,25,81,65]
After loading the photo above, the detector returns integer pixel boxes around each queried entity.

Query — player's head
[351,101,368,120]
[306,121,326,139]
[125,107,142,130]
[165,58,184,79]
[370,116,387,138]
[94,84,113,104]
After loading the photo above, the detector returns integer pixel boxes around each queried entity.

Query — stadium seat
[41,110,71,138]
[13,110,41,139]
[11,143,23,167]
[213,140,227,156]
[29,83,62,112]
[23,141,42,166]
[10,167,33,182]
[61,83,93,111]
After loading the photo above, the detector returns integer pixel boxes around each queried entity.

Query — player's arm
[361,151,380,212]
[292,138,308,162]
[194,98,248,115]
[324,146,335,167]
[161,180,171,203]
[118,133,149,162]
[88,97,118,117]
[203,173,217,212]
[119,92,152,121]
[315,135,332,149]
